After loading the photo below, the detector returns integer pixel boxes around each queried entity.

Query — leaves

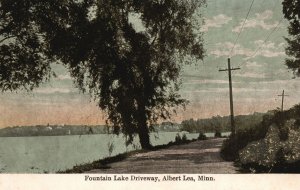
[283,0,300,75]
[0,0,205,147]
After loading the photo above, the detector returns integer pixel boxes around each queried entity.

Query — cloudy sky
[0,0,299,128]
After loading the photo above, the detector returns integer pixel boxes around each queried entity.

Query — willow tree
[0,0,205,149]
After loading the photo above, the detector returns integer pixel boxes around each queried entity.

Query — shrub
[238,128,300,173]
[238,126,282,168]
[174,133,189,144]
[221,115,271,161]
[198,132,207,140]
[214,131,222,138]
[278,124,289,141]
[175,133,182,143]
[221,104,300,172]
[182,134,188,142]
[275,148,286,166]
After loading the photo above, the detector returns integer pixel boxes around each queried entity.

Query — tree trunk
[137,121,152,149]
[137,103,152,150]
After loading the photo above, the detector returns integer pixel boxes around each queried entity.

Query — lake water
[0,132,230,173]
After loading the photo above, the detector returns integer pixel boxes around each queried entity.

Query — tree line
[181,112,267,133]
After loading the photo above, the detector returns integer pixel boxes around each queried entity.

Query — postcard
[0,0,299,189]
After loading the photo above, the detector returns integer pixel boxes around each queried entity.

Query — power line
[236,0,283,67]
[229,0,255,58]
[238,18,283,68]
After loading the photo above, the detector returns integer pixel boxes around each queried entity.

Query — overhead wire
[229,0,255,58]
[241,21,283,67]
[237,15,284,67]
[235,0,283,68]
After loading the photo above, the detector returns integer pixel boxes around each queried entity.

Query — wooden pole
[278,90,289,112]
[219,58,240,135]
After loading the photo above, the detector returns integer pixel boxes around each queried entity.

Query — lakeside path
[86,138,239,173]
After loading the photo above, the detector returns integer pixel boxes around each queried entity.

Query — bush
[278,124,289,141]
[221,115,272,161]
[221,105,300,173]
[221,106,300,161]
[182,134,187,142]
[214,131,222,138]
[198,133,207,140]
[174,133,189,144]
[175,133,182,143]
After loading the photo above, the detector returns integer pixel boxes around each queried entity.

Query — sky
[1,0,299,128]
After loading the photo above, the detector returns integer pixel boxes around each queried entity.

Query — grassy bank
[221,105,300,173]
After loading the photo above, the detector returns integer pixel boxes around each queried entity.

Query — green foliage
[238,127,300,173]
[181,113,265,133]
[221,113,273,161]
[175,133,182,143]
[282,0,300,76]
[214,131,221,138]
[182,134,187,142]
[174,133,188,144]
[221,104,300,173]
[0,0,52,91]
[0,0,206,149]
[197,132,207,140]
[275,148,286,166]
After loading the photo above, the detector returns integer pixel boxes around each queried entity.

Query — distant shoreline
[0,131,231,139]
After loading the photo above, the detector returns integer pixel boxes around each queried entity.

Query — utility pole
[219,58,240,135]
[277,90,289,111]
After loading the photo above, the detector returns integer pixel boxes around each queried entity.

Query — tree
[0,0,205,149]
[0,0,53,91]
[282,0,300,75]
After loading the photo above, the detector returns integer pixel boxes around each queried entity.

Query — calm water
[0,132,230,173]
